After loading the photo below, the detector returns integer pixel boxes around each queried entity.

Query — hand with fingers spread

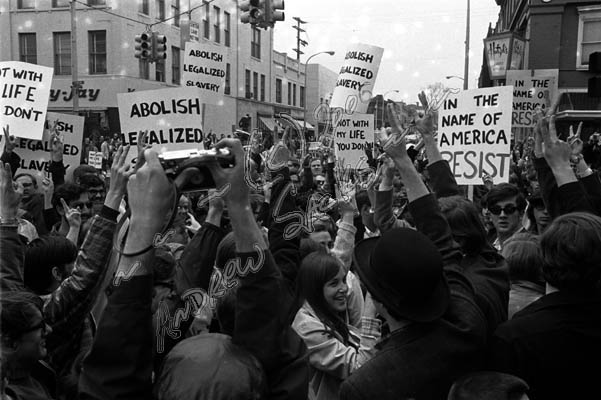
[0,163,21,221]
[105,145,134,211]
[382,103,411,164]
[2,126,16,154]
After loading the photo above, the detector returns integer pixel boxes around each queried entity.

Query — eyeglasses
[488,204,518,216]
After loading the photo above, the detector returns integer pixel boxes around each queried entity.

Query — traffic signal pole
[70,0,79,113]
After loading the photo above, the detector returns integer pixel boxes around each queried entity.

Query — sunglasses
[488,204,518,216]
[71,201,94,210]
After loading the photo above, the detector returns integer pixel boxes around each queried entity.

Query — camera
[159,148,235,192]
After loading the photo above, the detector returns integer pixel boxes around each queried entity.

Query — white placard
[330,43,384,114]
[334,113,373,169]
[437,86,513,185]
[1,112,84,182]
[88,151,103,169]
[182,41,227,103]
[0,61,53,140]
[117,86,205,164]
[506,69,559,128]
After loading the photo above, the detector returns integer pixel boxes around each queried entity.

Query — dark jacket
[427,160,509,337]
[490,289,601,400]
[1,208,118,399]
[339,194,488,400]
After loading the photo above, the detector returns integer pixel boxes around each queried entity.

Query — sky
[273,0,500,104]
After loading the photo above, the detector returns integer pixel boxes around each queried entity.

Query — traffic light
[240,0,262,24]
[263,0,285,27]
[152,32,167,63]
[134,32,151,60]
[588,52,601,98]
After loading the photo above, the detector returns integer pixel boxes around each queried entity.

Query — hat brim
[353,237,450,323]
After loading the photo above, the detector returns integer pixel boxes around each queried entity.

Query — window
[19,33,37,64]
[140,59,149,79]
[156,0,165,20]
[253,72,258,100]
[172,46,180,84]
[17,0,35,9]
[53,32,71,75]
[251,27,261,59]
[287,82,291,105]
[52,0,69,7]
[300,86,305,108]
[213,6,221,43]
[245,69,251,99]
[224,12,231,47]
[87,0,106,5]
[139,0,149,14]
[171,0,180,27]
[260,74,265,102]
[88,30,107,74]
[225,63,231,95]
[577,6,601,68]
[156,60,165,82]
[293,84,297,106]
[203,1,210,39]
[276,79,282,103]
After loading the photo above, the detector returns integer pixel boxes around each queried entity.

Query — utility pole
[70,0,80,113]
[463,0,470,91]
[292,17,307,62]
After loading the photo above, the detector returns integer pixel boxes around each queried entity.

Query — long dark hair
[296,252,353,346]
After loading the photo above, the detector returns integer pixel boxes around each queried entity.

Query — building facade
[480,0,601,136]
[0,0,337,142]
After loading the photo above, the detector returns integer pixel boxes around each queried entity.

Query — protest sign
[0,112,84,182]
[506,69,558,128]
[182,41,227,103]
[118,86,204,164]
[88,151,103,169]
[0,61,53,140]
[330,43,383,114]
[334,113,373,168]
[437,86,513,185]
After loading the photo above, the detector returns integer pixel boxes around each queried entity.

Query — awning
[555,92,601,120]
[295,119,314,130]
[259,117,278,132]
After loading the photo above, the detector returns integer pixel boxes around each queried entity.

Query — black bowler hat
[353,228,450,323]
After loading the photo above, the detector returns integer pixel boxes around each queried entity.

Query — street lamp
[303,51,335,141]
[446,75,464,81]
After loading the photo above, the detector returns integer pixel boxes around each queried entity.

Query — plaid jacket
[0,209,117,398]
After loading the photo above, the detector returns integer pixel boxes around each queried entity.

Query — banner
[334,113,373,169]
[330,43,384,114]
[506,69,559,128]
[182,41,227,103]
[88,151,103,169]
[0,112,84,181]
[118,87,205,164]
[0,61,53,140]
[437,86,513,185]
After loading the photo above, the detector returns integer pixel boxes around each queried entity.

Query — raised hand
[2,126,16,154]
[134,130,151,172]
[41,177,54,209]
[382,103,411,163]
[106,145,134,210]
[208,138,249,206]
[49,131,64,162]
[185,212,201,234]
[60,198,81,229]
[0,163,21,220]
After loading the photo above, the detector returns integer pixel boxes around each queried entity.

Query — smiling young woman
[292,252,381,400]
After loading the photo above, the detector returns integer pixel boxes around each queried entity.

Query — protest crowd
[2,67,601,400]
